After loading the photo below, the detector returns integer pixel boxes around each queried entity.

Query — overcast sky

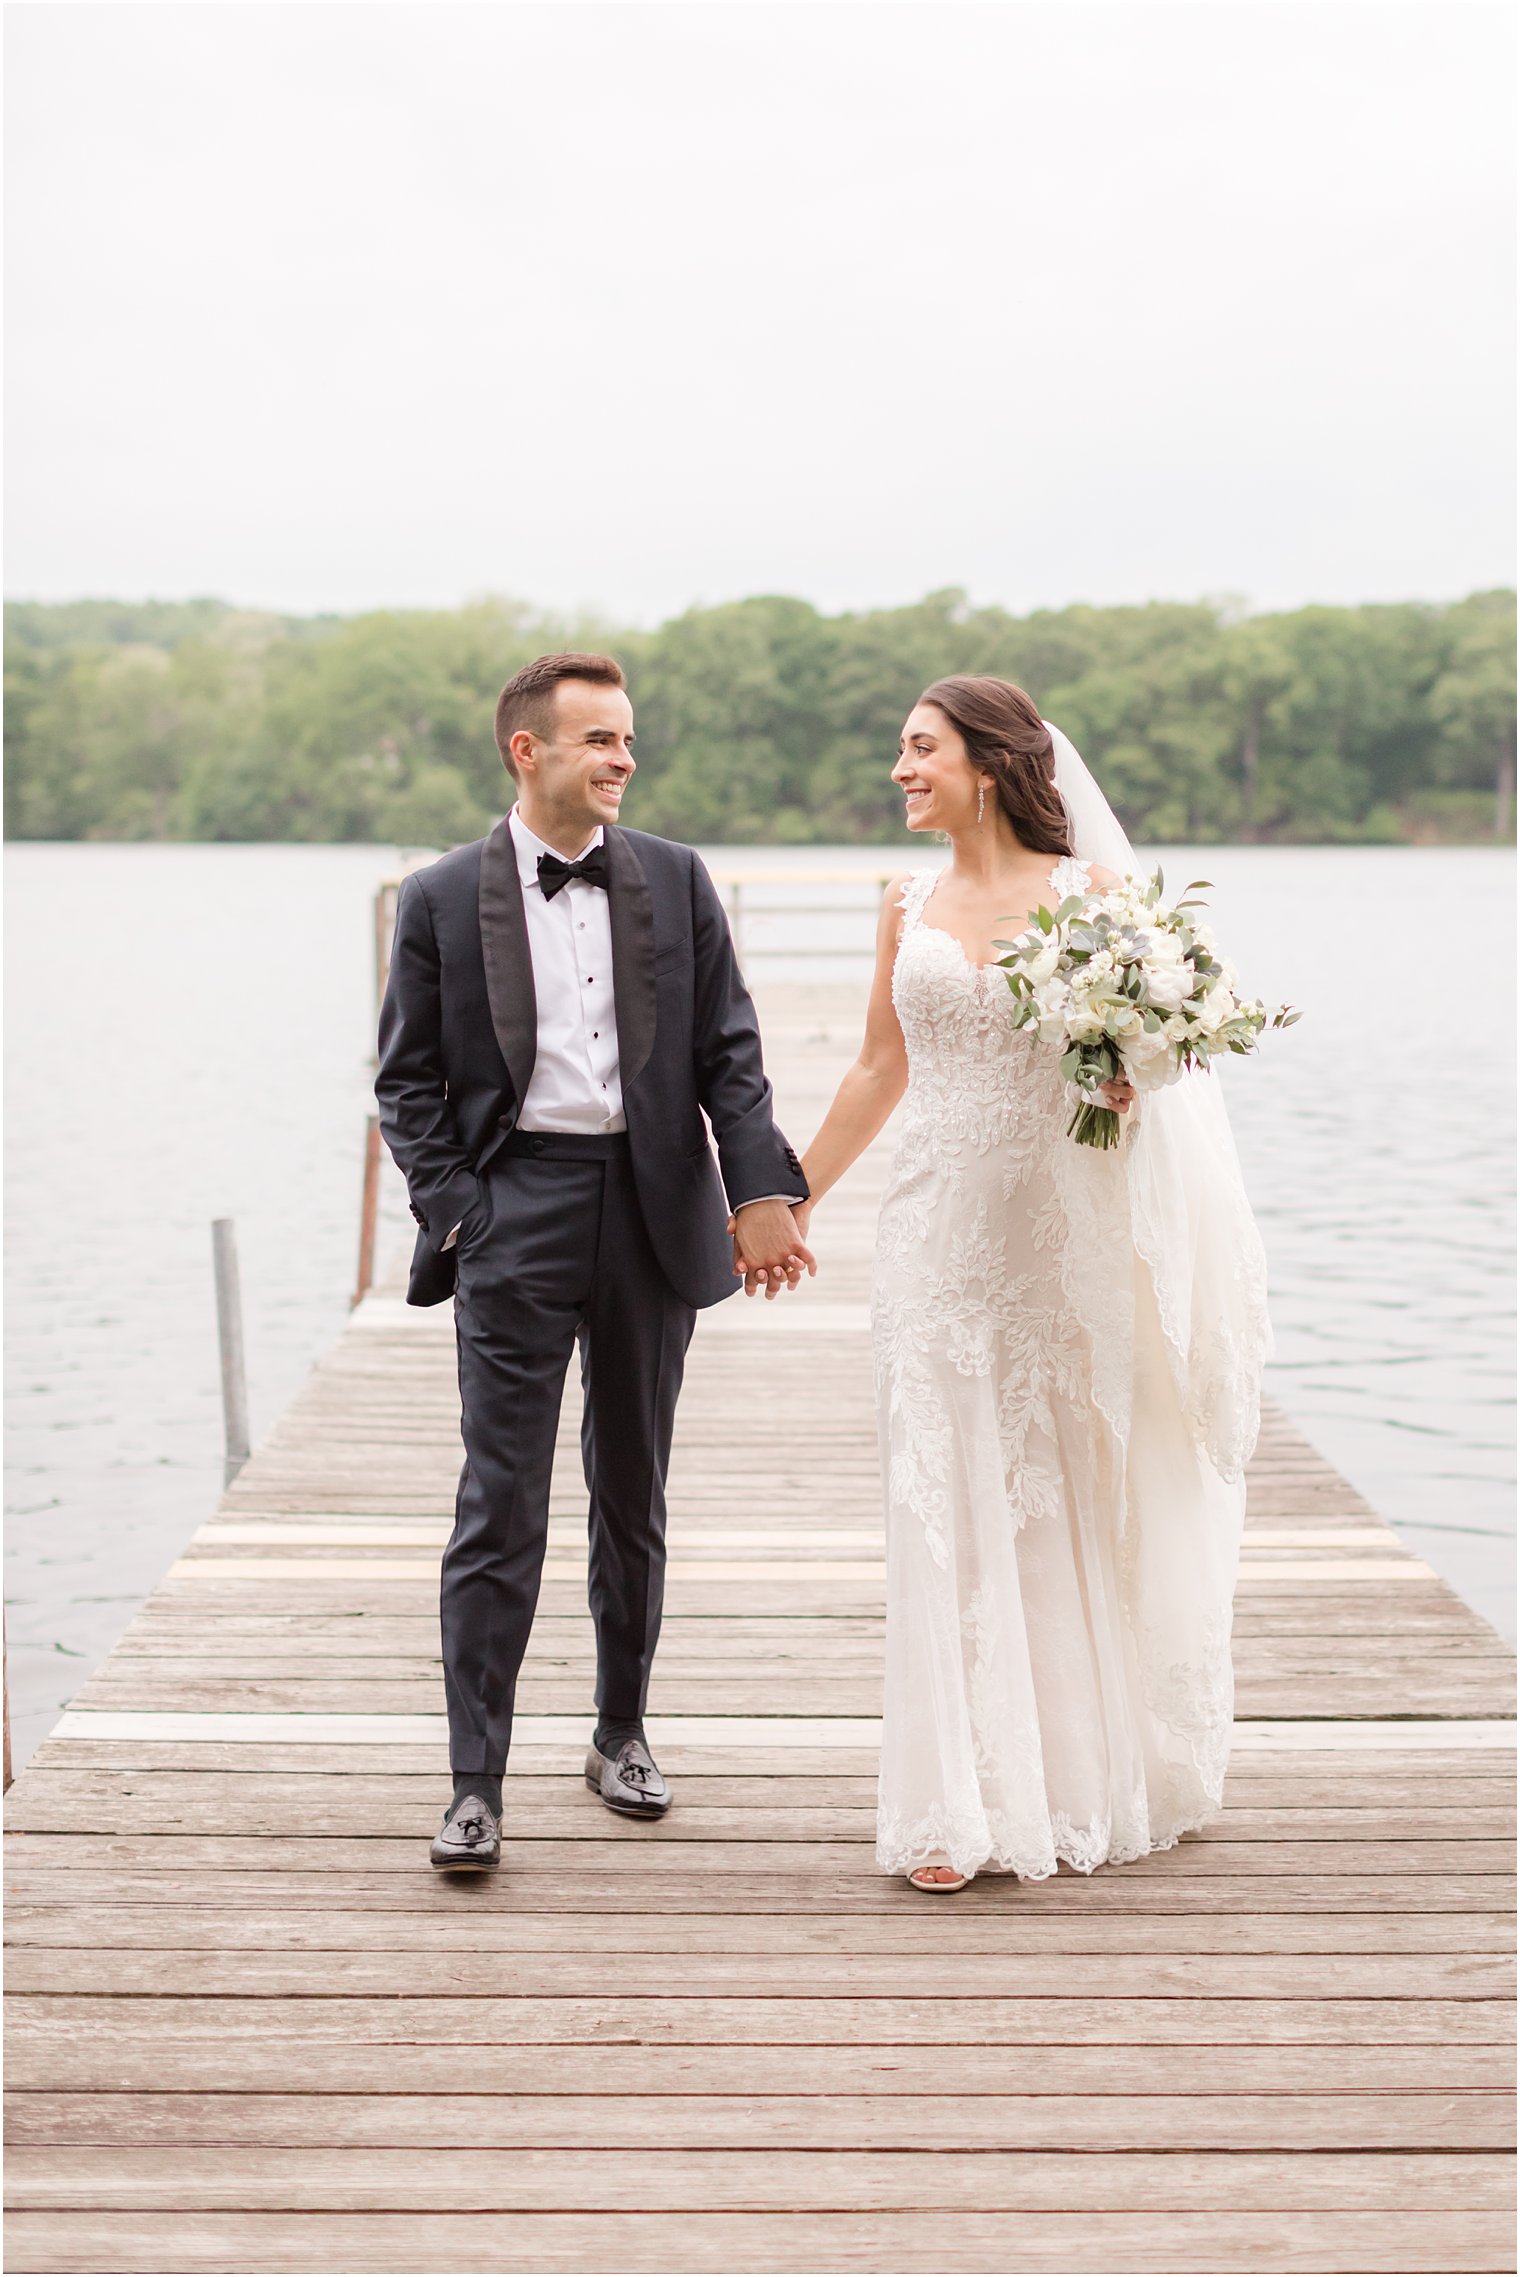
[5,1,1514,624]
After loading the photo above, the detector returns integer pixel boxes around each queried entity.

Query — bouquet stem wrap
[1069,1100,1123,1149]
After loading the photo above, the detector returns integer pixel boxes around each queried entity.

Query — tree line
[4,587,1514,846]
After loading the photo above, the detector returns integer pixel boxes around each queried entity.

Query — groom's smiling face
[512,680,637,839]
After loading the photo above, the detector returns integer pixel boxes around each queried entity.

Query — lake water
[5,841,1514,1770]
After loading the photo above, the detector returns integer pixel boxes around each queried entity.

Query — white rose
[1024,935,1062,985]
[1193,982,1238,1039]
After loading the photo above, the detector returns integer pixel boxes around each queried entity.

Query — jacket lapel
[478,815,537,1111]
[604,827,656,1092]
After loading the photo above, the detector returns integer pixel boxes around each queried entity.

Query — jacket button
[531,1138,546,1155]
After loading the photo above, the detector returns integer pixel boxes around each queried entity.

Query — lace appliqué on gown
[873,865,1246,1882]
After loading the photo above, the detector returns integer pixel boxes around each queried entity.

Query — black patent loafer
[430,1794,501,1871]
[585,1738,671,1819]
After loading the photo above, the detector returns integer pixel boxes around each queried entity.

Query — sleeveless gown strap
[895,870,939,930]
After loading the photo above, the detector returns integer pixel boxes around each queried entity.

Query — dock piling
[210,1217,250,1487]
[352,1114,382,1309]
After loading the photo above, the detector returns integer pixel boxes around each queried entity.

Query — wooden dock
[6,982,1515,2275]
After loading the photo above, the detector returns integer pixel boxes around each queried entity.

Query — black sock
[451,1773,502,1818]
[594,1717,646,1757]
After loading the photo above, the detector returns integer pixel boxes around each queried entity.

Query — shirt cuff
[442,1222,462,1251]
[740,1194,807,1209]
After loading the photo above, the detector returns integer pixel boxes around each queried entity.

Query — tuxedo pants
[444,1133,698,1776]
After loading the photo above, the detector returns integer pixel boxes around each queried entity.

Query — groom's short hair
[495,652,627,776]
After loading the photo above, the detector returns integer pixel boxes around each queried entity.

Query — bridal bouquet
[996,869,1298,1149]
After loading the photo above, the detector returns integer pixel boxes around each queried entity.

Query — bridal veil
[1046,720,1272,1486]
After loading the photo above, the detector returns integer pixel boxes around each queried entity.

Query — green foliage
[4,588,1514,845]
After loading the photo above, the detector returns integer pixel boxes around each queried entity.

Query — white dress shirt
[509,807,626,1133]
[443,808,801,1246]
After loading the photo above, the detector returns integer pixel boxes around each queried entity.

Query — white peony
[1033,978,1070,1037]
[1120,1022,1176,1090]
[1143,960,1193,1013]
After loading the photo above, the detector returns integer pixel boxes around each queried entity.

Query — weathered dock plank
[6,2089,1515,2151]
[5,979,1515,2276]
[5,2146,1514,2212]
[3,2209,1514,2277]
[8,2040,1515,2097]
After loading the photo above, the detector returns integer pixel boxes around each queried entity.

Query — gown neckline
[914,860,1082,974]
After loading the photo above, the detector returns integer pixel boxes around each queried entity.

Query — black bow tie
[537,846,610,901]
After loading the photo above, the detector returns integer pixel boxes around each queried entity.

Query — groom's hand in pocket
[729,1201,816,1300]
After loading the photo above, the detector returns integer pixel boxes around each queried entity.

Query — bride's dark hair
[918,675,1072,855]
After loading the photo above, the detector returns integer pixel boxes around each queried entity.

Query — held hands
[728,1200,817,1300]
[1098,1075,1136,1114]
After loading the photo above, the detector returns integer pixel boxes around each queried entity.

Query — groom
[376,652,811,1869]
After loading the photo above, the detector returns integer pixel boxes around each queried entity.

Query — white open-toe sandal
[907,1860,969,1894]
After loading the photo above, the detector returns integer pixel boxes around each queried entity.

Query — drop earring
[977,777,987,826]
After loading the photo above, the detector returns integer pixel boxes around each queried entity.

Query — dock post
[375,881,398,1002]
[352,1113,382,1309]
[211,1218,251,1487]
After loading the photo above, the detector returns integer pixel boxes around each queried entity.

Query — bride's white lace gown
[873,864,1251,1881]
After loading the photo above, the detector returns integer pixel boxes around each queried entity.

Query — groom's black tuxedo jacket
[376,818,805,1311]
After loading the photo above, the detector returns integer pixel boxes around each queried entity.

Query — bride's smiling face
[894,703,977,834]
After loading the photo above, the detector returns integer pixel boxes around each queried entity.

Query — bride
[790,676,1270,1892]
